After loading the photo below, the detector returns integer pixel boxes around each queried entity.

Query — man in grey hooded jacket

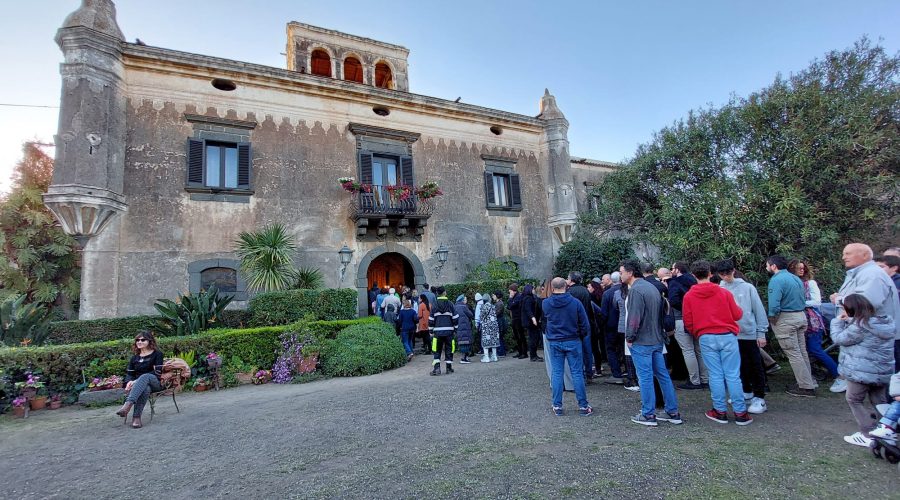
[717,259,770,414]
[832,243,900,368]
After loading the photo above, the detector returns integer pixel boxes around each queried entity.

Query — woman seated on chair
[116,330,164,428]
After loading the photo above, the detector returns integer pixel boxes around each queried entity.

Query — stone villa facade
[44,0,616,319]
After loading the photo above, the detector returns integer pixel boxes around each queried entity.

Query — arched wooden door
[366,252,414,291]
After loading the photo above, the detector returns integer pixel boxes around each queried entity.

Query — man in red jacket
[682,260,753,426]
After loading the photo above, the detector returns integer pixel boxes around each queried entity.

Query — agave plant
[154,285,234,336]
[235,223,298,292]
[0,295,50,347]
[294,266,324,290]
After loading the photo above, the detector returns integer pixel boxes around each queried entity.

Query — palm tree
[235,223,298,292]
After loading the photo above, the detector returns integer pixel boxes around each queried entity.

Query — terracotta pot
[49,400,63,410]
[13,406,27,418]
[29,396,48,411]
[194,384,208,392]
[207,358,222,369]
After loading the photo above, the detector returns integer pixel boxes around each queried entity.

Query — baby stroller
[870,404,900,471]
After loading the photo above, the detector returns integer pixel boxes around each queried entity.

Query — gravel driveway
[2,354,898,499]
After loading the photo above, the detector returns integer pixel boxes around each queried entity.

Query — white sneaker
[829,379,848,393]
[480,355,490,363]
[843,432,873,448]
[743,392,754,401]
[747,397,767,414]
[490,353,498,362]
[870,424,896,439]
[624,384,641,392]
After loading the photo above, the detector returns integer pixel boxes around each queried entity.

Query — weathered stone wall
[116,76,553,315]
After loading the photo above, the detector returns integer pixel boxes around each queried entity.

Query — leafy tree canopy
[0,143,80,318]
[582,38,899,292]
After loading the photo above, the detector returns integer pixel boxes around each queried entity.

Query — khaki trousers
[772,311,816,390]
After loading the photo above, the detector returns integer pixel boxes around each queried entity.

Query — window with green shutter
[186,138,252,192]
[483,156,522,213]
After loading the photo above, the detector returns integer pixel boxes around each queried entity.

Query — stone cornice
[120,43,544,131]
[184,113,258,130]
[348,123,420,143]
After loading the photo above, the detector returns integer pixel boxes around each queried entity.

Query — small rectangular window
[186,137,251,194]
[484,166,521,212]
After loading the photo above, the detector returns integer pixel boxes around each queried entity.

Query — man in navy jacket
[542,277,593,417]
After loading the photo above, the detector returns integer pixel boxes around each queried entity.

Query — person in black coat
[566,272,596,379]
[508,283,528,359]
[521,284,543,361]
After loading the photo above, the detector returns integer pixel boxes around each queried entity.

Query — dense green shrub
[443,279,539,307]
[320,322,406,377]
[0,325,292,396]
[1,317,379,398]
[217,309,252,328]
[302,316,381,346]
[45,315,159,345]
[249,288,357,326]
[553,235,636,281]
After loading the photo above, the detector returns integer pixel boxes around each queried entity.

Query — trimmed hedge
[320,322,407,377]
[249,288,357,326]
[1,317,381,399]
[46,315,160,345]
[444,279,539,306]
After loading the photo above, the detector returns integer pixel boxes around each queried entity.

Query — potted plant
[11,396,28,418]
[416,180,443,200]
[193,377,209,392]
[48,393,63,410]
[338,177,372,194]
[14,372,44,400]
[29,390,48,411]
[206,352,222,369]
[253,369,271,385]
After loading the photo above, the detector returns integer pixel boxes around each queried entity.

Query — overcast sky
[1,0,898,193]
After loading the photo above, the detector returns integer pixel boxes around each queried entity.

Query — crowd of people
[373,243,900,447]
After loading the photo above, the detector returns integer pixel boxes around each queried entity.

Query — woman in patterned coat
[479,295,501,362]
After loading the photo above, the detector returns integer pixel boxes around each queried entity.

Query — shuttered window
[187,138,251,191]
[359,151,413,187]
[484,171,521,211]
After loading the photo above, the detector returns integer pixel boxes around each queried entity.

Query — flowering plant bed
[88,375,123,391]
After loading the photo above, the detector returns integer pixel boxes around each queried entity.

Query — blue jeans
[549,339,589,409]
[880,400,900,427]
[806,330,838,378]
[401,329,414,355]
[699,334,747,413]
[581,333,594,377]
[630,343,679,416]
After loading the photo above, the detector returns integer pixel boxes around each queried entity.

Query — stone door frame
[356,243,426,316]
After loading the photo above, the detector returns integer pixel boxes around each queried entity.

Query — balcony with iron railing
[347,184,435,237]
